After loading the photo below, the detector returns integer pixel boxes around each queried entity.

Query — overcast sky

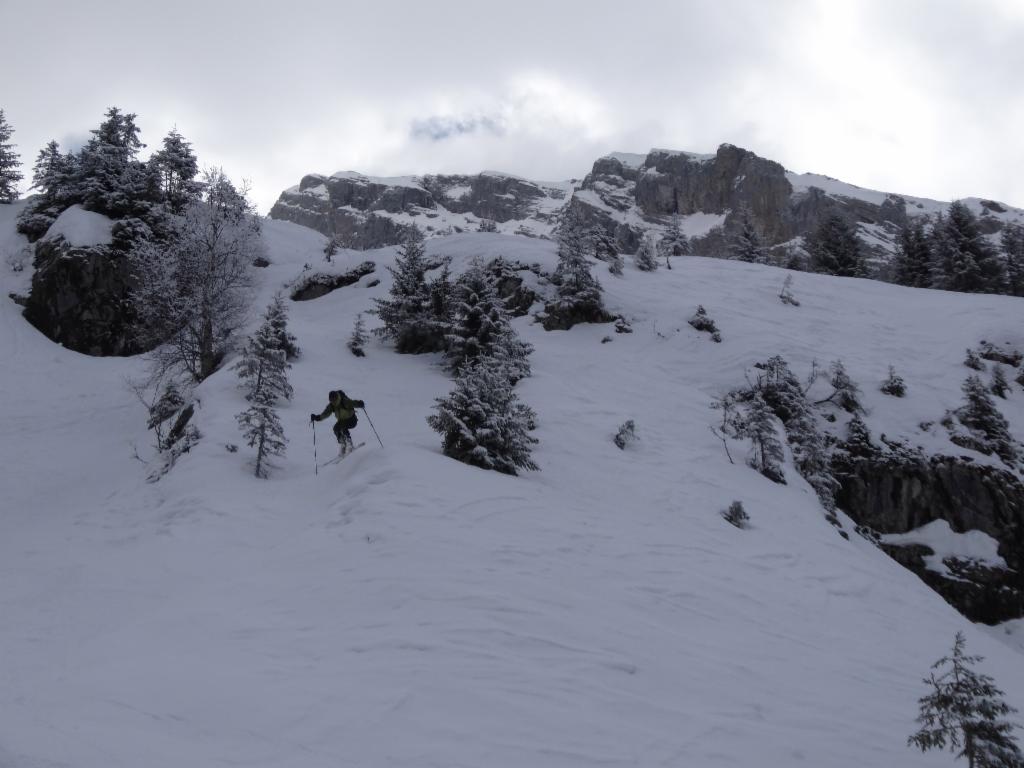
[4,0,1023,213]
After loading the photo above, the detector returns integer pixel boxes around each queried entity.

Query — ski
[318,442,366,468]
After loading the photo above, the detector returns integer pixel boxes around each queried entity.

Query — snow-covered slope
[2,213,1024,767]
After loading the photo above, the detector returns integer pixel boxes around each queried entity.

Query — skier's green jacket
[312,390,364,427]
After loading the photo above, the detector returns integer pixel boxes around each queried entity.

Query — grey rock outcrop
[24,237,137,355]
[269,171,566,249]
[833,445,1024,624]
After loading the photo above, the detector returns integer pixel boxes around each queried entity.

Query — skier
[311,389,366,456]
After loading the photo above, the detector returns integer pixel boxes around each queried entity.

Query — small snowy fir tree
[721,501,750,529]
[0,109,23,203]
[842,414,877,458]
[688,305,722,342]
[264,293,300,360]
[753,356,841,521]
[372,227,445,353]
[880,365,907,397]
[817,360,863,413]
[445,260,532,381]
[427,357,539,475]
[741,393,786,483]
[348,313,368,357]
[634,235,659,271]
[234,309,293,478]
[728,206,768,263]
[991,365,1010,399]
[614,419,637,450]
[545,207,606,328]
[957,375,1017,464]
[658,216,689,268]
[323,236,340,262]
[590,225,623,275]
[908,632,1023,768]
[965,348,987,371]
[779,274,800,306]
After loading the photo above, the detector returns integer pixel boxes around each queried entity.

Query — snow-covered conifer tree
[893,219,933,288]
[807,213,866,277]
[234,306,293,478]
[545,207,606,327]
[264,292,300,360]
[965,348,986,371]
[659,216,689,268]
[634,235,659,272]
[779,274,800,306]
[909,632,1022,768]
[0,109,23,203]
[149,128,200,213]
[932,201,1005,294]
[348,313,368,357]
[991,365,1010,399]
[957,374,1017,463]
[728,206,767,263]
[816,360,863,413]
[742,393,786,483]
[1000,223,1024,297]
[427,357,539,475]
[880,365,907,397]
[372,227,446,353]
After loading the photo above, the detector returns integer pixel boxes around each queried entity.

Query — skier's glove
[310,413,317,423]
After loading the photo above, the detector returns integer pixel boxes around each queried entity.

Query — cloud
[410,114,506,142]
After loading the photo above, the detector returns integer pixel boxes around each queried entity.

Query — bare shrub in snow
[815,360,864,413]
[881,365,907,397]
[614,420,637,450]
[779,274,800,306]
[964,348,986,371]
[721,501,750,529]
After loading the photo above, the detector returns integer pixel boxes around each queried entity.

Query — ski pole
[362,408,384,448]
[312,420,318,475]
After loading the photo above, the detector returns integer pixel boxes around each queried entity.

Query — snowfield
[1,210,1024,767]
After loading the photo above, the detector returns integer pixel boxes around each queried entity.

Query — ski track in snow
[1,213,1023,767]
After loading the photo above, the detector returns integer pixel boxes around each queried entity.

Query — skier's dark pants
[333,415,357,446]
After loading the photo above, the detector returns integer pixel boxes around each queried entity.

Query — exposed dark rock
[270,171,566,249]
[24,236,137,356]
[483,258,544,317]
[290,261,376,301]
[539,302,615,331]
[833,444,1024,624]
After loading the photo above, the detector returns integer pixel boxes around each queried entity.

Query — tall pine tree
[932,201,1005,294]
[234,306,293,478]
[807,213,866,277]
[372,227,446,353]
[728,206,768,263]
[149,128,200,213]
[909,632,1023,768]
[893,219,933,288]
[0,109,23,203]
[1000,223,1024,297]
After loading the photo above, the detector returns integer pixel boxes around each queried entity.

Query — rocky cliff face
[833,446,1024,624]
[269,171,568,249]
[271,145,1024,266]
[24,236,137,356]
